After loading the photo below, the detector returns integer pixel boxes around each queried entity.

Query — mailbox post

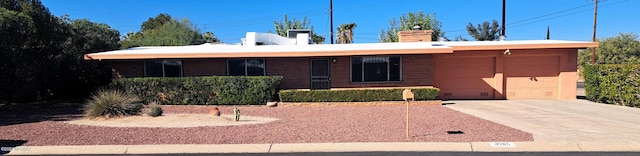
[402,89,414,139]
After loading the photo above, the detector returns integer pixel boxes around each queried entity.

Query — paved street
[67,152,640,156]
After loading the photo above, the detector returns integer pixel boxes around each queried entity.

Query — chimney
[398,30,433,42]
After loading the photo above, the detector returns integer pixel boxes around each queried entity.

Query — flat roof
[84,40,598,60]
[442,40,599,51]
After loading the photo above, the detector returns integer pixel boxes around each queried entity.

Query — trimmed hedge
[279,88,440,102]
[109,76,282,105]
[583,64,640,107]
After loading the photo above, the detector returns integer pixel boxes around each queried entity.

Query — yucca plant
[146,102,163,117]
[84,89,142,118]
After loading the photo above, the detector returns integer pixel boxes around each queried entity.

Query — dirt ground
[0,103,533,146]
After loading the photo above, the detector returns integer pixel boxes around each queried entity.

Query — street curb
[4,142,640,155]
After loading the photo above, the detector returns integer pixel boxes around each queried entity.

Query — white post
[406,100,410,139]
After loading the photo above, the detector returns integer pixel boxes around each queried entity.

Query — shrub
[583,64,640,107]
[146,102,163,117]
[279,88,440,102]
[83,89,143,118]
[109,76,282,105]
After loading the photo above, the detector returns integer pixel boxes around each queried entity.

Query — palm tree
[466,20,501,41]
[337,23,357,44]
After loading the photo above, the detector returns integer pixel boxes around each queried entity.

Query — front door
[310,59,330,90]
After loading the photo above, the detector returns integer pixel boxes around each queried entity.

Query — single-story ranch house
[84,30,598,100]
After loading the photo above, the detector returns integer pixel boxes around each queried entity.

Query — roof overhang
[84,42,453,60]
[84,40,599,60]
[444,40,599,51]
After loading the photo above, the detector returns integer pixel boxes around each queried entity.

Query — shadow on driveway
[0,101,84,126]
[0,139,28,155]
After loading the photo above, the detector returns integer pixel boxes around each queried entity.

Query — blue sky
[41,0,637,44]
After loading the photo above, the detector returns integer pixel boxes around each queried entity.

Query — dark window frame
[227,58,266,76]
[143,60,183,77]
[350,56,402,83]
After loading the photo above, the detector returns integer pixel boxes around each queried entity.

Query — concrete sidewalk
[4,142,640,155]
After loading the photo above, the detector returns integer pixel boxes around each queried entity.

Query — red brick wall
[183,59,226,76]
[330,54,434,88]
[266,58,310,89]
[107,55,435,89]
[109,60,143,78]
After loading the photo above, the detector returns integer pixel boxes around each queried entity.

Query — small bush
[279,88,440,102]
[109,76,282,105]
[583,64,640,107]
[146,103,163,117]
[84,89,143,118]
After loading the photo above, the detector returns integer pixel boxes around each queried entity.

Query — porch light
[504,49,511,55]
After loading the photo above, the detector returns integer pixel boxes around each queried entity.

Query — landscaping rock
[210,107,220,116]
[266,101,278,107]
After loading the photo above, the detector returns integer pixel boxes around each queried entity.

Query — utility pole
[591,0,598,64]
[501,0,506,38]
[330,0,334,44]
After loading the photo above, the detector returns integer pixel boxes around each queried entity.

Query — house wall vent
[481,92,489,97]
[444,93,452,97]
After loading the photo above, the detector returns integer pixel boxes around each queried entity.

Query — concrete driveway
[444,100,640,142]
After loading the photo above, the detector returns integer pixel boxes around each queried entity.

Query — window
[144,60,182,77]
[227,58,266,76]
[351,56,401,82]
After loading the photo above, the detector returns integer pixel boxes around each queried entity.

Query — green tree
[336,23,357,44]
[1,0,118,103]
[466,20,501,41]
[272,14,325,44]
[202,31,220,43]
[578,33,640,67]
[0,6,34,103]
[54,17,120,99]
[141,13,172,31]
[546,26,550,40]
[453,36,468,41]
[379,11,444,42]
[1,0,68,103]
[121,14,205,48]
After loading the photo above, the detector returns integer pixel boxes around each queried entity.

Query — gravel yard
[0,104,533,146]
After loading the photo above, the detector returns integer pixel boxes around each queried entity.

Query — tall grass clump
[83,89,143,118]
[146,102,163,117]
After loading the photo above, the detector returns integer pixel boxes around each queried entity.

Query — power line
[200,13,328,30]
[442,1,600,35]
[442,0,629,38]
[198,8,328,29]
[508,0,629,29]
[508,8,592,28]
[507,0,608,26]
[439,0,471,19]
